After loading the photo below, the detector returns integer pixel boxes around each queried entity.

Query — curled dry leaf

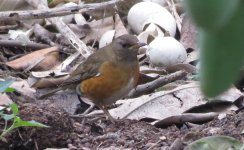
[114,14,128,38]
[34,24,56,44]
[165,63,197,74]
[85,14,128,45]
[185,136,243,150]
[185,51,199,64]
[0,93,13,106]
[83,16,114,44]
[28,74,69,89]
[87,82,242,121]
[6,47,60,71]
[10,79,36,99]
[68,24,91,39]
[180,15,198,50]
[154,112,218,128]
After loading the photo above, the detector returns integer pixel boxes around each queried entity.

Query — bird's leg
[82,103,95,115]
[77,95,95,114]
[97,105,115,124]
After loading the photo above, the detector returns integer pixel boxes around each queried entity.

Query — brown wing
[64,47,112,84]
[39,45,112,99]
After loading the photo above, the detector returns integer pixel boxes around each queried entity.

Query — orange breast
[80,62,139,105]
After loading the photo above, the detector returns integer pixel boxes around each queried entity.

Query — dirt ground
[0,100,243,150]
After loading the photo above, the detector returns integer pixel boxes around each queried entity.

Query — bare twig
[0,0,121,22]
[147,140,161,150]
[0,40,49,50]
[128,70,187,98]
[0,24,18,32]
[166,0,182,32]
[24,0,92,59]
[122,83,199,119]
[169,138,184,150]
[154,112,218,128]
[51,17,91,57]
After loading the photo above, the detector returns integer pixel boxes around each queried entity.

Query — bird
[39,34,146,123]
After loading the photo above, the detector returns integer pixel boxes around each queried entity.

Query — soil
[0,101,243,150]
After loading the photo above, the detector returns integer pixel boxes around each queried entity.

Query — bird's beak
[130,42,147,49]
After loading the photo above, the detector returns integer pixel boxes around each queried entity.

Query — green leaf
[188,74,200,81]
[184,0,240,31]
[13,117,49,128]
[0,80,14,93]
[185,136,243,150]
[4,87,15,93]
[48,0,53,4]
[200,5,244,97]
[1,114,15,121]
[9,103,19,116]
[22,120,49,128]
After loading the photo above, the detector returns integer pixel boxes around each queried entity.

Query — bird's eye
[121,43,128,48]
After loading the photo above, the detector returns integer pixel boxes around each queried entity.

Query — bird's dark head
[113,34,146,58]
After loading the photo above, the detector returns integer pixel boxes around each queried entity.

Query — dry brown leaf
[29,74,69,88]
[68,24,91,39]
[165,63,197,74]
[6,47,60,71]
[84,0,139,19]
[154,112,218,128]
[180,15,198,50]
[36,90,80,114]
[10,79,36,99]
[114,14,128,38]
[83,16,114,44]
[0,93,12,106]
[87,82,241,121]
[48,0,79,7]
[186,51,199,64]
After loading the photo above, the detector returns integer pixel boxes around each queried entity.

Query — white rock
[128,2,176,36]
[99,30,115,48]
[137,23,165,44]
[59,2,77,24]
[148,37,187,67]
[143,0,166,6]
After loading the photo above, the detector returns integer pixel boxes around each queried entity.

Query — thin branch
[0,40,49,50]
[24,0,93,59]
[0,0,121,22]
[166,0,182,32]
[0,24,18,32]
[128,70,187,98]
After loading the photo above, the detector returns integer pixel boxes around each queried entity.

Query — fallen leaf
[114,14,128,38]
[154,112,218,128]
[184,136,243,150]
[83,17,114,44]
[88,82,242,121]
[6,47,60,71]
[10,80,36,98]
[180,15,198,50]
[0,93,13,106]
[186,51,199,64]
[165,63,197,74]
